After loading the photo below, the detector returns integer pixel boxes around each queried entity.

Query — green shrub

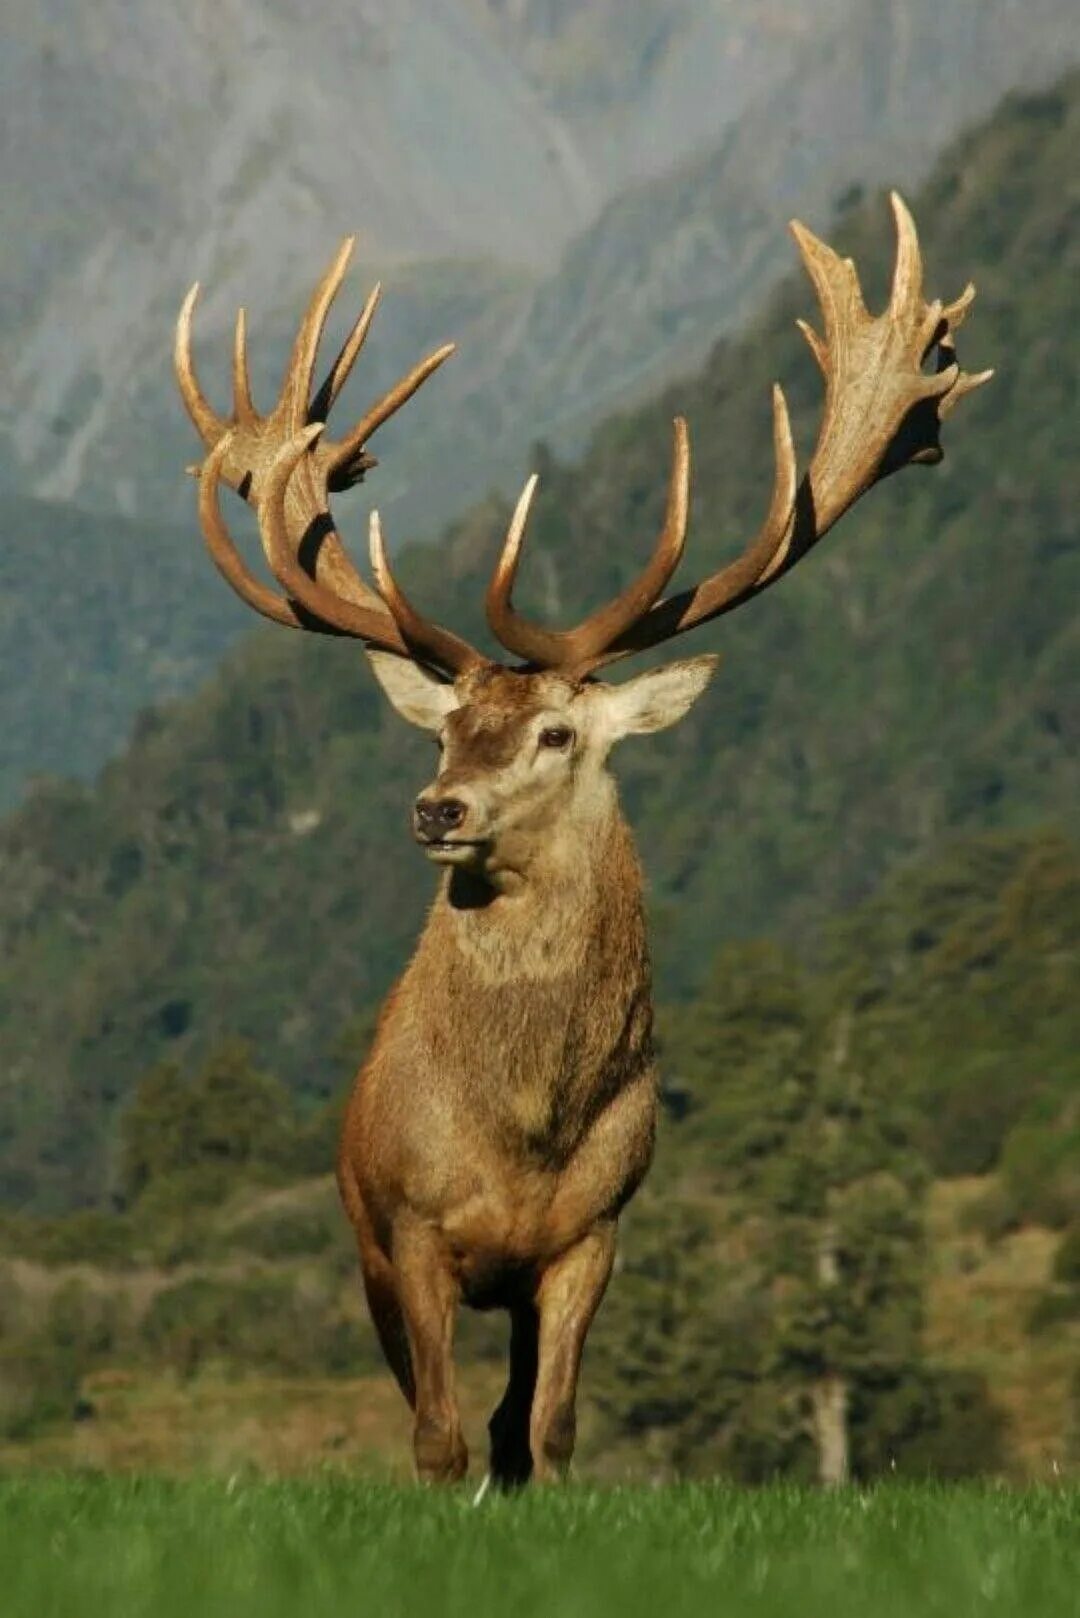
[118,1042,297,1209]
[0,1344,80,1441]
[0,1211,138,1268]
[138,1272,375,1380]
[0,1280,123,1441]
[1025,1288,1080,1335]
[225,1199,340,1260]
[1052,1223,1080,1284]
[1001,1120,1080,1228]
[853,1367,1006,1479]
[928,1061,1032,1178]
[958,1182,1022,1244]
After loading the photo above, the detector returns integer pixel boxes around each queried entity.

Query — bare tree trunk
[811,1372,850,1487]
[813,1212,849,1487]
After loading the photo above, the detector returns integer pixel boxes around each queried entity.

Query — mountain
[0,0,1075,808]
[459,0,852,189]
[7,0,1072,526]
[0,490,247,808]
[0,74,1076,1211]
[0,0,863,529]
[438,0,1080,469]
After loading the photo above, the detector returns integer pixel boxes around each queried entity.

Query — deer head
[369,656,716,885]
[175,194,990,889]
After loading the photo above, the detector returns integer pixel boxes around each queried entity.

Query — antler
[485,418,693,668]
[178,197,988,684]
[175,240,484,674]
[485,192,990,675]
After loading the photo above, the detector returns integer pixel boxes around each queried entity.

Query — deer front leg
[530,1224,616,1482]
[488,1302,539,1488]
[393,1219,468,1483]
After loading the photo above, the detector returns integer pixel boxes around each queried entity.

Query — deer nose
[414,796,467,839]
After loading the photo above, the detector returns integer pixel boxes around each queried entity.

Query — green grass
[2,1478,1078,1618]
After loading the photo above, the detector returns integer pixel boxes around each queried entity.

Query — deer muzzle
[413,794,487,863]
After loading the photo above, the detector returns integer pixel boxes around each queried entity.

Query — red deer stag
[175,196,989,1486]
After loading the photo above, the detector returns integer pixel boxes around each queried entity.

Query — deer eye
[539,726,573,750]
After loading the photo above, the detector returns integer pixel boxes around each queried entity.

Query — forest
[0,78,1076,1479]
[1,821,1077,1477]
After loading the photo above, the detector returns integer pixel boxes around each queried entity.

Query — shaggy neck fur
[402,788,653,1162]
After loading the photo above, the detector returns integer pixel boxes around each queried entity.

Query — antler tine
[311,281,382,423]
[936,280,994,421]
[595,386,797,663]
[942,281,977,333]
[658,391,795,615]
[940,361,994,421]
[747,385,800,585]
[485,417,692,672]
[484,473,542,660]
[789,217,868,360]
[281,236,356,427]
[369,511,486,675]
[251,426,415,655]
[484,473,548,665]
[178,239,476,675]
[175,239,456,511]
[175,284,228,449]
[193,419,481,672]
[328,341,457,490]
[888,190,924,319]
[196,435,337,634]
[232,307,256,426]
[237,427,484,673]
[594,191,989,664]
[176,238,462,625]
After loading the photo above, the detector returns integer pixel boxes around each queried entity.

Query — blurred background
[0,0,1077,1482]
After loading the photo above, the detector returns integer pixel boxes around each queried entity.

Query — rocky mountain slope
[1,0,1075,806]
[4,0,1072,518]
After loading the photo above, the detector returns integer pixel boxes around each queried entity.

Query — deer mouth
[420,837,489,866]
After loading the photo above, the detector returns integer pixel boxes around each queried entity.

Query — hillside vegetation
[0,823,1076,1478]
[0,77,1076,1212]
[2,79,1078,1206]
[0,488,245,807]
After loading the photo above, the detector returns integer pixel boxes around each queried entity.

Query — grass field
[3,1478,1079,1618]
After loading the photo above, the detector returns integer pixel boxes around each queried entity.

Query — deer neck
[425,785,644,989]
[403,786,653,1151]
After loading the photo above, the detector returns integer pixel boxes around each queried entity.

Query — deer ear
[601,655,719,739]
[365,650,460,731]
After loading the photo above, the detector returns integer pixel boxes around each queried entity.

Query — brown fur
[337,669,663,1484]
